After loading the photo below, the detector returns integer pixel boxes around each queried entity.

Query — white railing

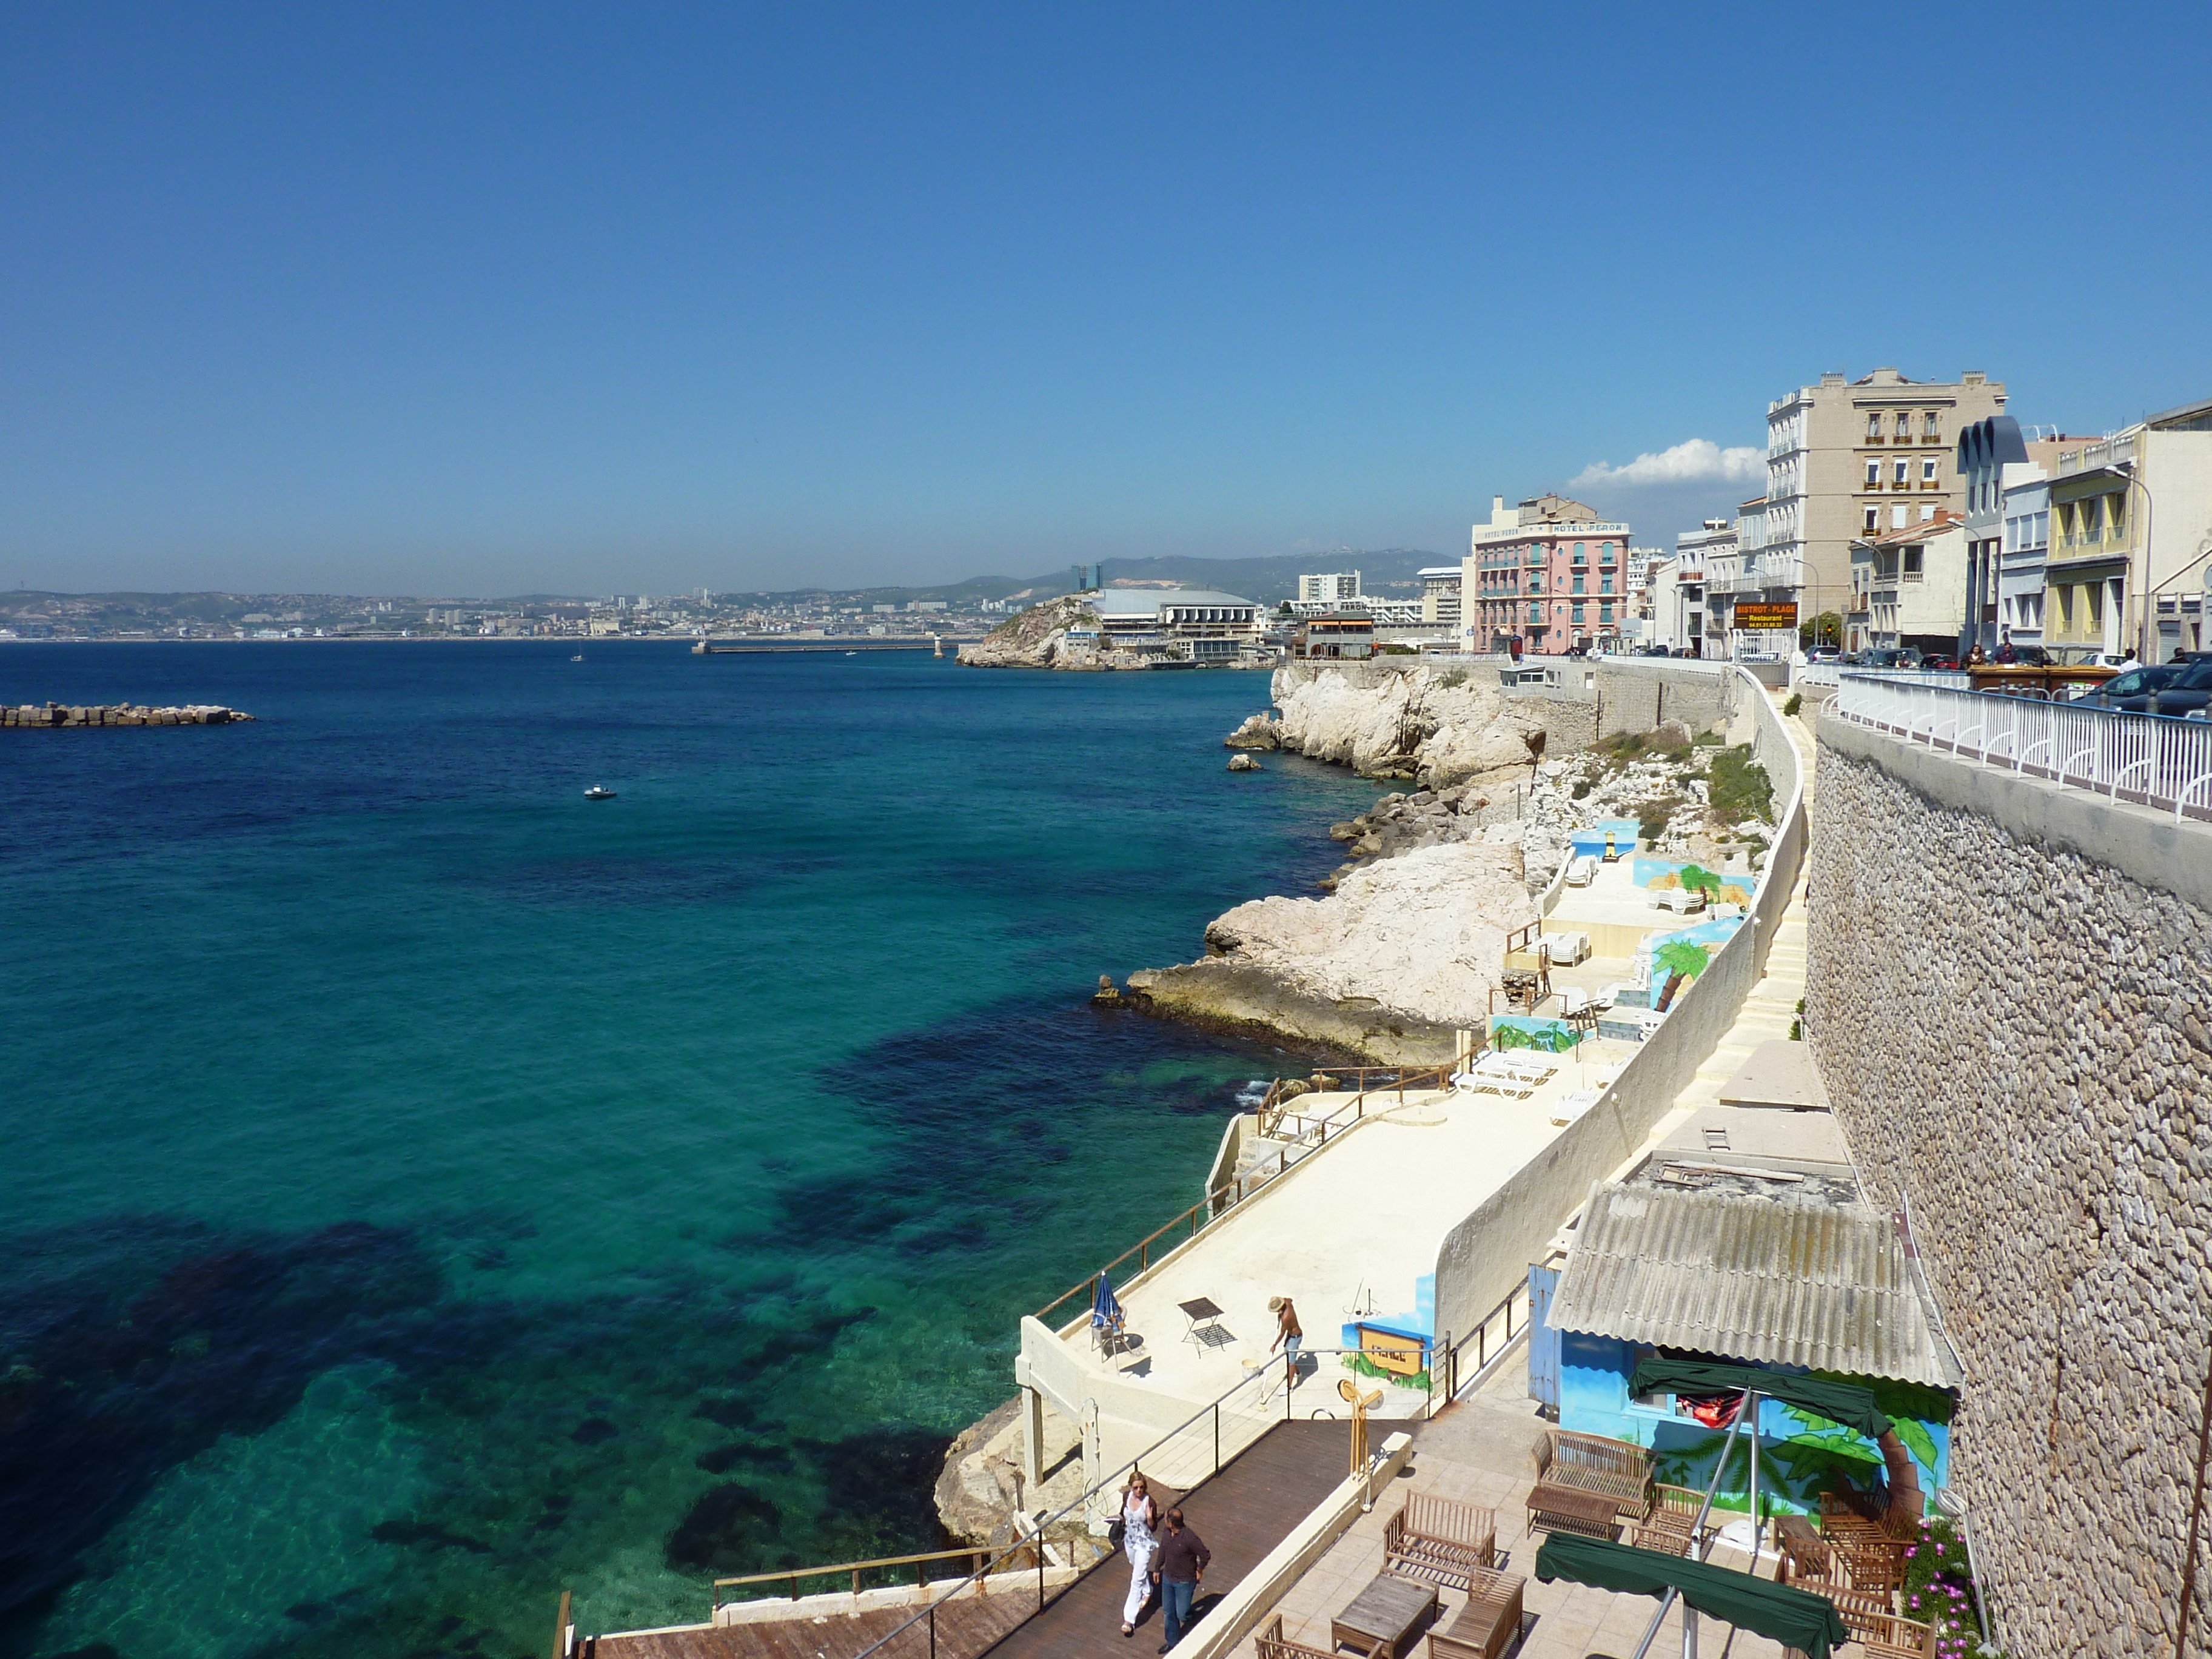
[1834,676,2212,823]
[1791,662,1842,689]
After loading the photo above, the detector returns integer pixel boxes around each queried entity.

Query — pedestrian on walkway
[1150,1507,1210,1652]
[1269,1295,1303,1390]
[1116,1472,1160,1637]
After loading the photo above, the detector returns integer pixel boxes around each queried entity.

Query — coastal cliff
[1269,663,1549,786]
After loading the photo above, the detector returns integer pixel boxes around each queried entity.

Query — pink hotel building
[1458,494,1632,652]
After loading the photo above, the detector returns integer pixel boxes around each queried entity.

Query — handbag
[1108,1516,1127,1550]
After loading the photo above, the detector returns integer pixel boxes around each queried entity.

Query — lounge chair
[1563,854,1598,887]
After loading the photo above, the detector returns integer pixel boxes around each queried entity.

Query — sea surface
[0,642,1379,1659]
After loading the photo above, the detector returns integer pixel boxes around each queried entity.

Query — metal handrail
[714,1547,993,1609]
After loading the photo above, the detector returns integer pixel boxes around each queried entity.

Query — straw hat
[1267,1296,1287,1311]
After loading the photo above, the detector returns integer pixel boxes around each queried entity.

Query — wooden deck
[592,1420,1366,1659]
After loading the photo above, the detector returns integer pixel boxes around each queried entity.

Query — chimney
[1820,372,1846,387]
[1962,370,1986,386]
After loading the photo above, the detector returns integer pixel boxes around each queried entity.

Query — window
[1571,603,1586,625]
[2108,492,2126,533]
[1866,414,1883,441]
[1601,575,1614,595]
[1904,547,1924,579]
[1924,411,1941,439]
[1920,504,1937,521]
[1866,460,1881,487]
[1572,574,1586,595]
[1923,459,1939,484]
[1528,604,1542,624]
[1896,412,1914,437]
[1864,506,1880,532]
[2034,509,2048,546]
[1600,602,1614,624]
[1601,542,1615,561]
[1894,460,1909,486]
[1892,505,1909,529]
[1573,543,1586,564]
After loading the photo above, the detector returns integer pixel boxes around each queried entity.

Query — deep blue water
[0,642,1378,1659]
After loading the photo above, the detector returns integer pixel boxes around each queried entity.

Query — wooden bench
[1257,1616,1339,1659]
[1425,1567,1525,1659]
[1524,1482,1621,1542]
[1816,1493,1911,1592]
[1854,1608,1939,1658]
[1529,1429,1654,1518]
[1382,1493,1496,1591]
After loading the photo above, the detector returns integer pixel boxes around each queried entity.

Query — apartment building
[1846,511,1968,654]
[2043,395,2212,663]
[1998,468,2053,647]
[1674,519,1740,657]
[1459,495,1631,652]
[1418,566,1463,629]
[1646,549,1705,654]
[1297,571,1362,605]
[1759,369,2007,631]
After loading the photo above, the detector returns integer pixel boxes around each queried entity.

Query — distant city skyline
[4,4,2208,596]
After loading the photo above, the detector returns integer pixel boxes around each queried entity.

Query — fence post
[930,1601,938,1659]
[1214,1403,1221,1475]
[551,1589,571,1659]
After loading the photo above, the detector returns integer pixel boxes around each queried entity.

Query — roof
[1546,1182,1951,1387]
[1851,509,1963,549]
[1089,587,1256,617]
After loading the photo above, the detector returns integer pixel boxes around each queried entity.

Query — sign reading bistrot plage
[1734,603,1799,631]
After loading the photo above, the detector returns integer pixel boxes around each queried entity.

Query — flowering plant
[1899,1513,1992,1658]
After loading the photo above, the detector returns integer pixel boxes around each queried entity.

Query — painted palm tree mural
[1646,1379,1951,1517]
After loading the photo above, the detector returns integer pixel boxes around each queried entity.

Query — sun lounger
[1563,854,1598,887]
[1650,887,1706,914]
[1550,1089,1601,1126]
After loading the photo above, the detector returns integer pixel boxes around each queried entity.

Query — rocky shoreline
[5,702,255,727]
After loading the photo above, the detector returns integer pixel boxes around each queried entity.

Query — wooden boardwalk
[592,1421,1363,1659]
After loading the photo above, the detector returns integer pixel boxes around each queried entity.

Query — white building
[1298,571,1362,605]
[1646,551,1705,655]
[1999,469,2053,647]
[1088,588,1264,662]
[1419,566,1463,629]
[1674,520,1739,659]
[1847,511,1968,654]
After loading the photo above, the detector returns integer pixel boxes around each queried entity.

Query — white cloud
[1568,438,1765,490]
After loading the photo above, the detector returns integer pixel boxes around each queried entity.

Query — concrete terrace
[1069,1037,1643,1426]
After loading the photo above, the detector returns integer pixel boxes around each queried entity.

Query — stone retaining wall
[1807,711,2212,1658]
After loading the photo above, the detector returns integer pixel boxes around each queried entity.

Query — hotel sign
[1734,603,1799,631]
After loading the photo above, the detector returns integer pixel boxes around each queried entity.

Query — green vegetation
[1638,796,1685,844]
[1435,668,1468,688]
[1783,692,1803,717]
[1900,1512,1991,1657]
[1708,743,1774,825]
[1569,777,1593,801]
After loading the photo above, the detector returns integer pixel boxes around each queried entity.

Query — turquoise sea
[0,643,1379,1659]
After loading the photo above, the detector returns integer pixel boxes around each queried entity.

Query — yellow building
[2044,395,2212,663]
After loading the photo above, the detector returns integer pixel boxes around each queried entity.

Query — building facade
[1998,469,2053,648]
[1296,571,1362,606]
[1090,588,1264,661]
[1673,520,1740,658]
[1760,368,2007,634]
[1460,495,1631,652]
[1418,566,1463,629]
[1846,512,1967,654]
[1957,416,2030,655]
[1646,550,1704,655]
[2044,396,2212,663]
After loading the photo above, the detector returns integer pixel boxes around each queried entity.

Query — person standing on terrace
[1117,1471,1159,1637]
[1269,1295,1303,1390]
[1150,1507,1210,1652]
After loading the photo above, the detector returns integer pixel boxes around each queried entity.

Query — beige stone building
[1755,367,2007,634]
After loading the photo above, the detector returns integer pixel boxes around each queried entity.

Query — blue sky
[5,2,2210,596]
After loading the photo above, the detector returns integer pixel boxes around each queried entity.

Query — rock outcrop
[4,702,255,727]
[1223,712,1281,749]
[1226,754,1262,772]
[956,595,1104,669]
[1269,665,1546,786]
[1121,841,1537,1061]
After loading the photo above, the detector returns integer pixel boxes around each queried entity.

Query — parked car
[2147,657,2212,719]
[1992,643,2056,667]
[1806,646,1842,663]
[2073,664,2187,712]
[1919,653,1961,671]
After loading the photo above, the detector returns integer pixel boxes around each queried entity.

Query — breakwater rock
[1267,663,1546,786]
[1120,840,1537,1062]
[1223,712,1281,749]
[5,702,255,728]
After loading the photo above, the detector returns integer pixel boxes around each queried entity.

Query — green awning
[1534,1534,1849,1659]
[1629,1356,1892,1441]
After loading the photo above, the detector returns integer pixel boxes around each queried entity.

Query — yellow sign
[1734,603,1799,631]
[1358,1327,1426,1376]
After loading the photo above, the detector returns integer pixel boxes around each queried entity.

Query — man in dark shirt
[1150,1507,1211,1651]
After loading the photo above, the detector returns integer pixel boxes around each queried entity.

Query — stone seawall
[5,702,255,726]
[1806,710,2212,1658]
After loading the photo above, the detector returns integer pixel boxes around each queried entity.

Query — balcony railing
[1835,674,2212,824]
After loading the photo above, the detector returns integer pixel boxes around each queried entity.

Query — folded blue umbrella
[1092,1274,1125,1335]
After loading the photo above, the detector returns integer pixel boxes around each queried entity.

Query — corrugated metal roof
[1546,1182,1949,1387]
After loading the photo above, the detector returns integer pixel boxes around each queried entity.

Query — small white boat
[571,651,585,662]
[584,786,615,801]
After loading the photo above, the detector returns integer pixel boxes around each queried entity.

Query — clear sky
[5,2,2210,597]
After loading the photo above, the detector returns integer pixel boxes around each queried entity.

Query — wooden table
[1524,1483,1624,1542]
[1332,1571,1436,1659]
[1179,1296,1230,1349]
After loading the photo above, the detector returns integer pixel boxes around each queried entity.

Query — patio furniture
[1424,1566,1524,1659]
[1256,1617,1335,1659]
[1530,1429,1655,1517]
[1382,1493,1496,1590]
[1178,1296,1230,1349]
[1524,1482,1621,1542]
[1815,1493,1911,1590]
[1549,1088,1601,1127]
[1331,1571,1438,1659]
[1543,930,1590,965]
[1625,1484,1709,1557]
[1854,1609,1939,1658]
[1650,886,1706,914]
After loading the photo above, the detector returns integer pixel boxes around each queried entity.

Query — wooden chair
[1425,1567,1525,1659]
[1854,1609,1939,1658]
[1529,1429,1654,1517]
[1256,1616,1341,1659]
[1624,1484,1708,1556]
[1382,1493,1496,1590]
[1816,1493,1911,1592]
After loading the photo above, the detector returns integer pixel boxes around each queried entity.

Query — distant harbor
[5,702,255,727]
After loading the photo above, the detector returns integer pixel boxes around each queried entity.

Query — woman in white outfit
[1118,1471,1161,1636]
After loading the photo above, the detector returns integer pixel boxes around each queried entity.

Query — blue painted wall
[1557,1330,1953,1514]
